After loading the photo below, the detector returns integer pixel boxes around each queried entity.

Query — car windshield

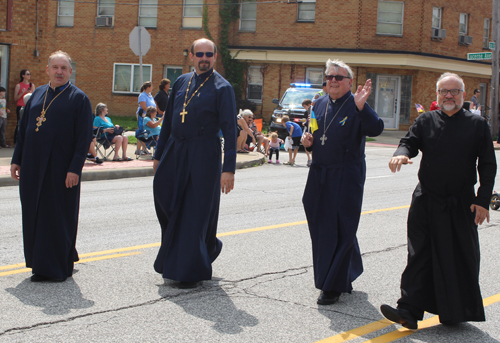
[281,88,321,107]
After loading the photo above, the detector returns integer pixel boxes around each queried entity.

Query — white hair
[239,109,254,118]
[325,59,354,79]
[436,72,465,91]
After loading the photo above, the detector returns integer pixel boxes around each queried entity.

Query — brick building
[0,0,496,144]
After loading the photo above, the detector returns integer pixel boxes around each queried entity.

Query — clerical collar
[194,68,214,79]
[48,81,70,93]
[329,91,351,104]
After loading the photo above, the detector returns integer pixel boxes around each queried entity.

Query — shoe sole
[317,296,339,305]
[380,305,418,330]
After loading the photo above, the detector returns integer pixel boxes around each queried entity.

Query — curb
[0,155,267,188]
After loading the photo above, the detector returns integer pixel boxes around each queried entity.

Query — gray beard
[441,101,461,112]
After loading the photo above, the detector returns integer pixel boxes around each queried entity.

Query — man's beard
[440,100,461,112]
[198,61,210,72]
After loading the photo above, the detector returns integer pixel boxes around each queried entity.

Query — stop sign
[129,26,151,56]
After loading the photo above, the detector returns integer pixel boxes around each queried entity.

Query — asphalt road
[1,147,500,343]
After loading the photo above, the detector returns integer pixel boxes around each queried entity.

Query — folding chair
[135,116,157,159]
[94,126,116,161]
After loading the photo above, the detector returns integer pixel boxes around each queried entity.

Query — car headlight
[276,118,282,123]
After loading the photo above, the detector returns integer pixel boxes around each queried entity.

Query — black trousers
[269,147,279,160]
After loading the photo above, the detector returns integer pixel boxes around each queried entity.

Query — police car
[269,83,322,141]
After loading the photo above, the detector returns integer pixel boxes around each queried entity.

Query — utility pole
[490,0,499,137]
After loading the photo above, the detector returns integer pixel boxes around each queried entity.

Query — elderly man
[11,51,93,282]
[153,38,237,289]
[380,73,497,329]
[302,59,384,305]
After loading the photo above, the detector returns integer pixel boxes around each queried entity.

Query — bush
[235,98,257,113]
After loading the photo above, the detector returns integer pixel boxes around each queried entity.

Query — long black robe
[11,82,93,280]
[153,69,237,282]
[394,109,497,323]
[302,92,384,292]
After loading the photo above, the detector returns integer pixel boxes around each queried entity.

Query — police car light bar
[290,83,312,88]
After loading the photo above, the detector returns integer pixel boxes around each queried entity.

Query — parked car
[269,84,322,141]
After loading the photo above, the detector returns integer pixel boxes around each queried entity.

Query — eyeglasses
[326,74,351,82]
[437,89,463,96]
[194,52,214,58]
[25,73,31,75]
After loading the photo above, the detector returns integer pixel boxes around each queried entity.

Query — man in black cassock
[11,51,93,282]
[381,72,497,329]
[302,60,384,305]
[152,38,237,289]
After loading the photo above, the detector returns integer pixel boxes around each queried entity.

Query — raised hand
[354,79,372,111]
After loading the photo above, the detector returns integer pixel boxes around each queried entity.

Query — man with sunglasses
[381,73,496,329]
[152,38,237,289]
[301,59,384,305]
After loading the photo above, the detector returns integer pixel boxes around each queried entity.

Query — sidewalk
[1,130,498,187]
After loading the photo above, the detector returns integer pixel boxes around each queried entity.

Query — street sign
[490,42,495,50]
[467,52,492,60]
[129,26,151,56]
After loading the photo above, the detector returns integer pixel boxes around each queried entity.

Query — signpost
[467,52,492,60]
[129,26,151,87]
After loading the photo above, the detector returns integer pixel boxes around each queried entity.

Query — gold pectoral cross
[35,114,46,132]
[180,108,187,123]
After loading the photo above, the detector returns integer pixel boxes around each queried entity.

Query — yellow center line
[316,320,393,343]
[0,205,410,273]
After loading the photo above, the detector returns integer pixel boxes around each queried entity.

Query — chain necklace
[320,95,350,145]
[179,70,215,123]
[36,82,71,132]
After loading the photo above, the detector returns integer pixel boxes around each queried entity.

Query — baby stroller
[135,115,158,159]
[491,191,500,211]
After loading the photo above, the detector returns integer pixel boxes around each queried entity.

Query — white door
[375,76,400,129]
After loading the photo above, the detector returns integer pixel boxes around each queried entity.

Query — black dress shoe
[177,281,201,289]
[30,274,66,283]
[380,304,418,330]
[317,290,340,305]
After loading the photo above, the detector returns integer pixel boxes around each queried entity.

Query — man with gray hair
[302,59,384,305]
[381,72,497,329]
[11,50,93,282]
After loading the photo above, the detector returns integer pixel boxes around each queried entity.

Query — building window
[483,18,490,49]
[183,0,203,28]
[139,0,157,27]
[69,62,76,85]
[459,13,468,35]
[306,68,323,87]
[98,0,114,16]
[432,7,442,29]
[240,0,257,31]
[57,0,75,27]
[247,66,263,102]
[163,66,183,89]
[376,1,404,36]
[113,63,152,93]
[297,0,316,22]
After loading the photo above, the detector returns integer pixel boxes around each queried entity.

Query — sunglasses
[326,75,351,82]
[195,52,214,58]
[25,73,31,75]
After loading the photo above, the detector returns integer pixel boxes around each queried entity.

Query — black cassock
[11,82,93,280]
[153,69,237,282]
[394,109,496,323]
[302,91,384,292]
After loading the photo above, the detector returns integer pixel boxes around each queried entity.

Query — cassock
[153,68,237,282]
[394,109,496,323]
[11,82,93,280]
[302,91,384,292]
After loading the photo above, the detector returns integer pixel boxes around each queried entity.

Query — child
[268,132,283,164]
[302,99,313,167]
[281,115,302,165]
[0,87,11,148]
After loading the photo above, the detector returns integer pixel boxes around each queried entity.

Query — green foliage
[108,115,138,131]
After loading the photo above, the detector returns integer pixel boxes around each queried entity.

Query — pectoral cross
[320,134,327,145]
[180,108,187,123]
[35,114,46,132]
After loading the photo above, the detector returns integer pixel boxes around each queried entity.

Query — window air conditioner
[458,35,473,45]
[96,16,113,27]
[431,28,446,39]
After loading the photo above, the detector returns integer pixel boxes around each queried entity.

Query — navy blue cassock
[11,82,93,280]
[153,68,237,282]
[302,91,384,293]
[394,109,496,323]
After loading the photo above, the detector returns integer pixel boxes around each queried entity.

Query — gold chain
[36,82,70,132]
[179,70,215,123]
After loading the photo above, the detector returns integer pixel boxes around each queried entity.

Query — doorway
[375,75,401,129]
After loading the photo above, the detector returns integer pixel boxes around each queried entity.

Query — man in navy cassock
[301,59,384,305]
[11,51,93,282]
[153,38,237,289]
[381,73,496,329]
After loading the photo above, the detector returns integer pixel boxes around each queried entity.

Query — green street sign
[467,52,492,60]
[490,42,495,50]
